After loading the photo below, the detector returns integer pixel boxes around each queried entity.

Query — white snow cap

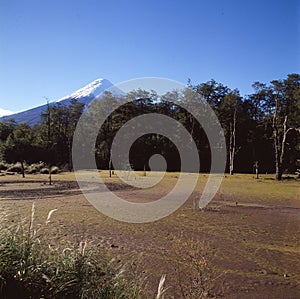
[0,108,14,117]
[56,78,112,102]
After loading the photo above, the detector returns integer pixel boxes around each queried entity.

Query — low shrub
[40,167,50,174]
[50,166,59,174]
[26,165,38,174]
[27,168,37,174]
[0,161,9,171]
[6,163,24,173]
[26,162,46,174]
[40,166,59,174]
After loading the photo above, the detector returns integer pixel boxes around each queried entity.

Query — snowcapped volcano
[0,78,114,126]
[56,78,113,103]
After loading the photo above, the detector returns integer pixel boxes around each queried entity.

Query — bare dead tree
[45,99,52,185]
[229,100,237,175]
[254,161,259,179]
[272,95,300,180]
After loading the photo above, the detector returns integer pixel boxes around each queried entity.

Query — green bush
[50,166,59,174]
[0,207,148,299]
[26,166,38,174]
[40,166,59,174]
[26,162,46,174]
[40,167,50,174]
[6,162,23,173]
[0,161,9,171]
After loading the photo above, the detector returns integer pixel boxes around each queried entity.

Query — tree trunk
[229,122,233,175]
[68,140,72,172]
[21,161,25,178]
[273,95,283,181]
[229,104,237,175]
[109,150,112,178]
[278,115,294,180]
[275,164,282,180]
[272,95,294,181]
[274,131,282,180]
[254,161,259,179]
[48,165,52,185]
[109,161,112,177]
[274,120,299,180]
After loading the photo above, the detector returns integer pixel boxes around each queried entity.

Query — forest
[0,73,299,181]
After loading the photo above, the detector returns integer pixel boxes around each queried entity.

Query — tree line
[0,74,299,180]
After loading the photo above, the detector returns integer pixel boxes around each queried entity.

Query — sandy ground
[0,171,299,298]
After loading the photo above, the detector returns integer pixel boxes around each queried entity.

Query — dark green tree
[0,119,16,142]
[2,123,36,177]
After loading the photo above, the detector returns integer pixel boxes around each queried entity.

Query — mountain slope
[0,78,113,126]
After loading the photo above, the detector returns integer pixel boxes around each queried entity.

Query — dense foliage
[0,74,299,180]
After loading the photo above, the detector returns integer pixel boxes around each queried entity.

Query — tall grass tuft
[156,274,167,299]
[0,205,150,298]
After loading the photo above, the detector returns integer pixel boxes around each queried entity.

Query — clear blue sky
[0,0,299,115]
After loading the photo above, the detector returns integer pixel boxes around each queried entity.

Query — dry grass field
[0,171,299,298]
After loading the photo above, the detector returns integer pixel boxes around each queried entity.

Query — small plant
[40,166,59,174]
[26,162,46,174]
[172,236,225,298]
[40,167,50,174]
[156,274,167,299]
[0,161,9,171]
[6,162,24,173]
[50,166,59,174]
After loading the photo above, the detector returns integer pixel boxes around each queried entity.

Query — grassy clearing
[0,172,299,298]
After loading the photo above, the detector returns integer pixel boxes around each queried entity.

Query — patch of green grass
[218,173,299,203]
